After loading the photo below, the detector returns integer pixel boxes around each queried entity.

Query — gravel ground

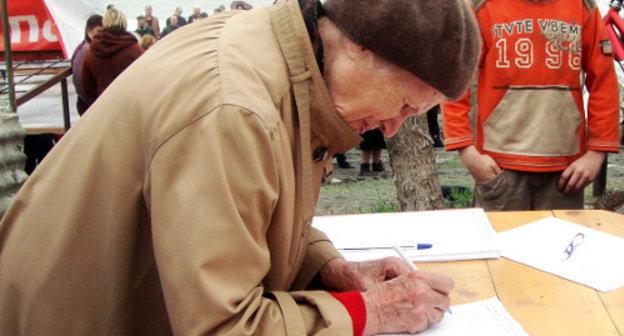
[315,147,624,216]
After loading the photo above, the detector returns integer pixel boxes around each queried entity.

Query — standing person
[334,153,354,169]
[161,15,180,39]
[70,14,103,115]
[80,8,143,106]
[359,129,386,176]
[135,15,155,37]
[144,5,160,39]
[426,105,443,148]
[442,0,621,210]
[23,134,56,175]
[166,7,187,26]
[188,5,202,23]
[0,0,480,335]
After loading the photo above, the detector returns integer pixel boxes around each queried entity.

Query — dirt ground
[315,147,624,216]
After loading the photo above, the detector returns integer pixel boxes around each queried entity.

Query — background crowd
[7,3,260,176]
[71,2,256,117]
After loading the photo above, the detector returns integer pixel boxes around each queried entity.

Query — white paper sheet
[497,216,624,292]
[382,297,528,336]
[313,208,499,262]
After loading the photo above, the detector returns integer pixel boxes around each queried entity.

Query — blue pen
[342,244,433,251]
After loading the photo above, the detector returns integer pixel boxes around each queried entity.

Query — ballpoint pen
[392,244,419,272]
[392,244,453,314]
[341,244,433,251]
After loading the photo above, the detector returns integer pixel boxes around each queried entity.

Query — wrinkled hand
[459,145,501,183]
[558,150,606,194]
[319,257,412,292]
[362,271,454,336]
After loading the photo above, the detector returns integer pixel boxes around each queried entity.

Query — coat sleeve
[582,6,621,153]
[290,228,343,290]
[80,51,97,105]
[152,18,161,39]
[441,88,475,151]
[441,10,487,152]
[145,105,352,335]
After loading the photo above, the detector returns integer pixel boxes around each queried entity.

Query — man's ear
[344,40,368,61]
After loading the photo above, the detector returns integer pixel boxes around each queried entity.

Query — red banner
[0,0,63,53]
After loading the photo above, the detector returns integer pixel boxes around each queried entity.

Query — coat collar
[271,0,362,155]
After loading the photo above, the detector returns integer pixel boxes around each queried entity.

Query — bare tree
[386,114,444,211]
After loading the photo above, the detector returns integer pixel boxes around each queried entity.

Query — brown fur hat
[323,0,481,100]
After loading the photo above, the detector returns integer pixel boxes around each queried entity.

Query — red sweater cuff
[329,291,366,336]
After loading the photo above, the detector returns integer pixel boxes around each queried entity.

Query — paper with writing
[382,297,528,336]
[497,216,624,292]
[313,208,499,262]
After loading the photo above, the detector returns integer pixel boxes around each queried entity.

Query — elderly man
[0,0,479,335]
[144,5,160,39]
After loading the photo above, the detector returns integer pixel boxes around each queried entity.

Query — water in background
[107,0,275,30]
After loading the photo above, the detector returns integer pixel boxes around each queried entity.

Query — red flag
[0,0,64,56]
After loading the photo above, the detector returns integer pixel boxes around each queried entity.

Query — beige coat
[0,1,362,334]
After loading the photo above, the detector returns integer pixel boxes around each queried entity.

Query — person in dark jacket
[426,105,443,148]
[81,8,143,108]
[135,15,155,37]
[166,7,187,26]
[188,6,202,23]
[160,15,180,39]
[70,14,103,115]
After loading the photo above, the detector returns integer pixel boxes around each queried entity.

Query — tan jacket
[0,1,362,335]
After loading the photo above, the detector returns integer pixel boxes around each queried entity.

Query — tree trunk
[386,114,444,211]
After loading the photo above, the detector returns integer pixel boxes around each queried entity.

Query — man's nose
[380,116,408,137]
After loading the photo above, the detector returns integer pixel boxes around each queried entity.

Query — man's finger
[573,173,590,193]
[564,171,580,194]
[558,167,572,190]
[416,271,454,294]
[431,290,451,312]
[490,161,502,176]
[382,258,412,279]
[430,306,448,324]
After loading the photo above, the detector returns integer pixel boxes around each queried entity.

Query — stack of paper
[313,208,500,262]
[497,216,624,292]
[382,297,529,336]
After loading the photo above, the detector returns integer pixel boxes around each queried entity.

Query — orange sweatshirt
[442,0,620,172]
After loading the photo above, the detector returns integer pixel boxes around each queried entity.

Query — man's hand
[458,145,501,183]
[319,257,412,292]
[362,271,454,335]
[558,150,606,194]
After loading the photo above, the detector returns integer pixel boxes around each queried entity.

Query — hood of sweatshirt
[90,27,138,58]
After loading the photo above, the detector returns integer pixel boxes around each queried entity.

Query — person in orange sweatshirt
[442,0,621,210]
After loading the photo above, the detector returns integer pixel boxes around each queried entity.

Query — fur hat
[323,0,481,100]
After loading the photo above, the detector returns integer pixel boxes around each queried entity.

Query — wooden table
[416,210,624,336]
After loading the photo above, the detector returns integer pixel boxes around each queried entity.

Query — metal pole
[61,77,70,131]
[592,156,608,198]
[1,0,15,113]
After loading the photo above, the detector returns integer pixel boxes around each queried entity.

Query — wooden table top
[416,210,624,336]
